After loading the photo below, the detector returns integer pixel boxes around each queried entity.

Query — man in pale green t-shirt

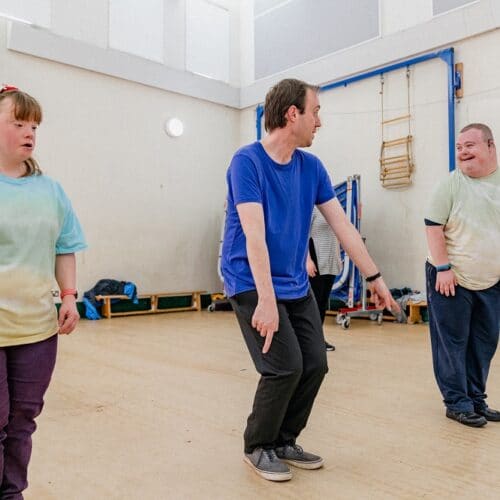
[425,123,500,427]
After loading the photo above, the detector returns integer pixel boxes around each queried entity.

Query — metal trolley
[335,277,385,330]
[330,175,385,330]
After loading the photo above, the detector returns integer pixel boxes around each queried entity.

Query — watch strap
[366,272,381,282]
[435,263,452,272]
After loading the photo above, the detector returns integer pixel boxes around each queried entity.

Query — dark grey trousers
[229,289,328,453]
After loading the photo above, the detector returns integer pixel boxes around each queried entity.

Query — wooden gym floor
[26,311,500,500]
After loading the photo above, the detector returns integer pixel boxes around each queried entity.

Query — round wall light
[164,117,184,138]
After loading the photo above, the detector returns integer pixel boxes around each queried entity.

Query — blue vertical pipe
[255,47,459,170]
[256,104,264,140]
[439,48,456,171]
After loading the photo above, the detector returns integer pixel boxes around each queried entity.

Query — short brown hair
[0,88,43,176]
[460,123,494,144]
[264,79,319,132]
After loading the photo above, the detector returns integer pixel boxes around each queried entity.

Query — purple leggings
[0,334,58,500]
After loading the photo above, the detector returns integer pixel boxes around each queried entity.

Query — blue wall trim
[256,47,459,171]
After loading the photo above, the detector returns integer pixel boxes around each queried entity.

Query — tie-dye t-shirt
[426,167,500,290]
[0,172,87,346]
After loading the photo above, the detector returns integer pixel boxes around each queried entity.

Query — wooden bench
[407,300,427,324]
[96,291,204,319]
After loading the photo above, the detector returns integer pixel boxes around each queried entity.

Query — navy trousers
[229,290,328,453]
[426,262,500,413]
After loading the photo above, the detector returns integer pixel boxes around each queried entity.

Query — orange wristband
[60,289,78,299]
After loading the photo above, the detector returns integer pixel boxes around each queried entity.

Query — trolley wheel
[369,313,378,321]
[336,314,344,325]
[341,317,350,330]
[207,304,215,312]
[377,313,383,325]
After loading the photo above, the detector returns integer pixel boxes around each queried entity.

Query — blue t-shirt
[221,141,335,299]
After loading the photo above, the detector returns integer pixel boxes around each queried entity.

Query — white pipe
[216,205,227,284]
[331,176,354,291]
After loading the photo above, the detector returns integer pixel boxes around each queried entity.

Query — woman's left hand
[306,254,317,277]
[58,297,80,334]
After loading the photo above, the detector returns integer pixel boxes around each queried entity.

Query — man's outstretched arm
[318,198,399,312]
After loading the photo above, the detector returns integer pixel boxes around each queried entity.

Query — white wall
[241,0,499,107]
[254,0,380,79]
[0,18,238,294]
[51,0,108,48]
[186,0,229,81]
[4,0,498,109]
[4,1,241,107]
[381,0,432,35]
[0,0,51,27]
[109,0,164,62]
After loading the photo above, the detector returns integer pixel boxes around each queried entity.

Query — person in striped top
[307,206,342,351]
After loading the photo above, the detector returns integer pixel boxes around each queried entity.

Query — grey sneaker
[275,444,324,470]
[244,448,292,481]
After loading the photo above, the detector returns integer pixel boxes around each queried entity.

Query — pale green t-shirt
[426,167,500,290]
[0,172,87,346]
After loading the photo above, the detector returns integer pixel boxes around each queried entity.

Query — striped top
[309,207,342,276]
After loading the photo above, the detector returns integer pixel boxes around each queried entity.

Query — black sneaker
[275,444,323,470]
[244,448,292,481]
[325,341,335,351]
[474,406,500,422]
[445,409,487,427]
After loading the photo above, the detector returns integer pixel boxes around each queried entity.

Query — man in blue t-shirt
[222,79,397,482]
